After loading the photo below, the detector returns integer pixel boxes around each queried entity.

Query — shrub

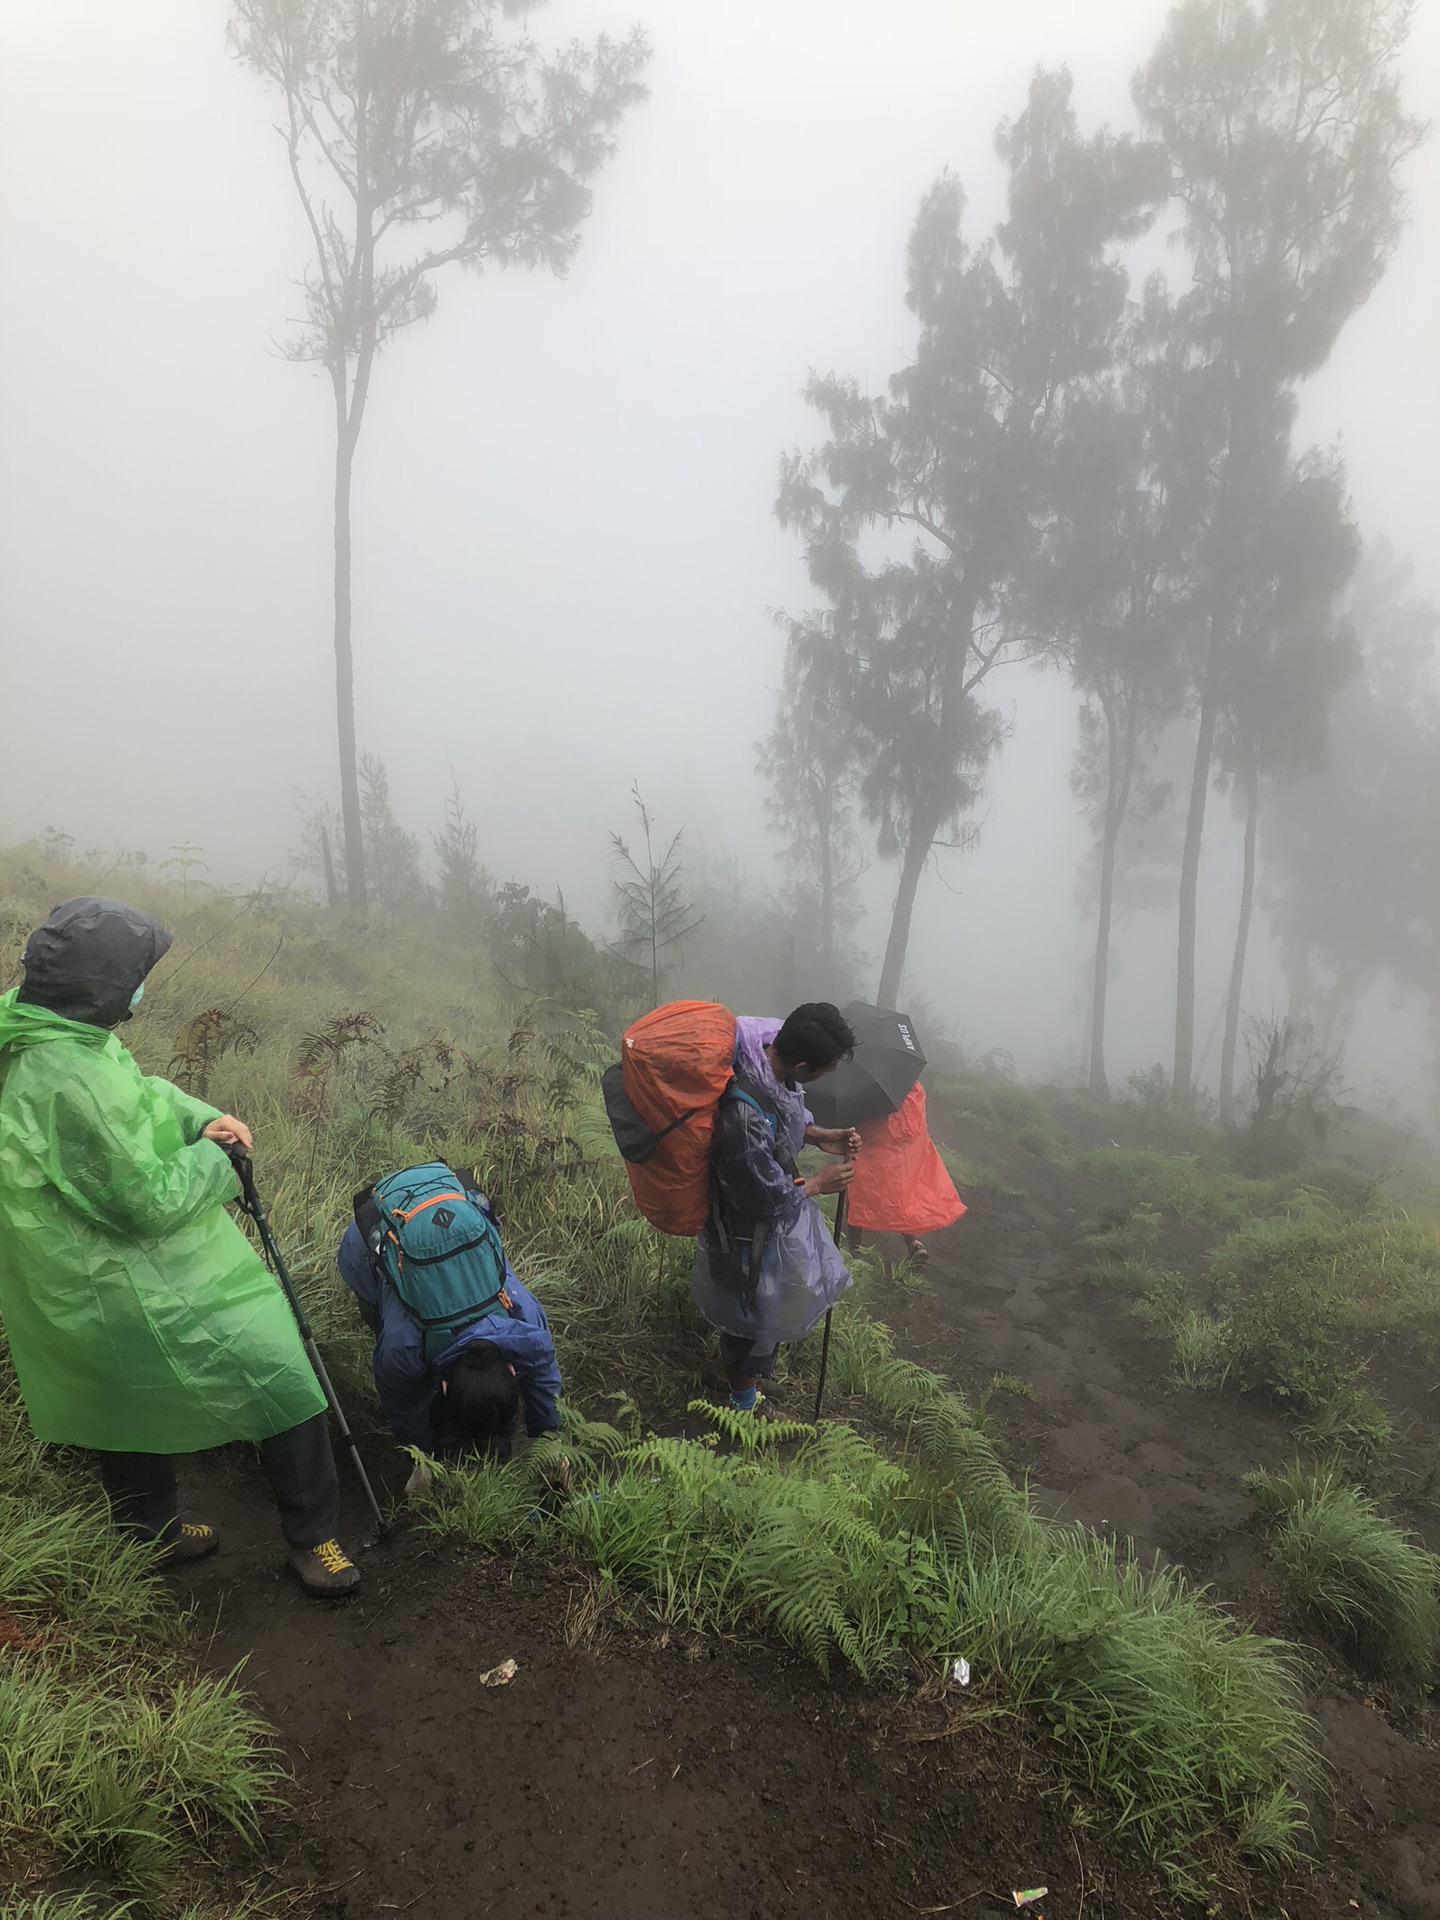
[1205,1214,1440,1454]
[1292,1163,1379,1219]
[1293,1385,1396,1470]
[931,1070,1067,1161]
[1075,1149,1265,1224]
[1083,1205,1163,1262]
[1248,1466,1440,1683]
[937,1144,1012,1194]
[1170,1310,1234,1388]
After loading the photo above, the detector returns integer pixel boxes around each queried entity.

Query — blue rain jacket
[337,1222,562,1449]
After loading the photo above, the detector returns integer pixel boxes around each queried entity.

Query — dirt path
[874,1105,1440,1920]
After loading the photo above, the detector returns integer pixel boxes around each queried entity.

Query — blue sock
[730,1386,759,1413]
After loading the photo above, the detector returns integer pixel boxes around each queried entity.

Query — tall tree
[1133,0,1421,1094]
[759,624,864,974]
[1264,542,1440,1048]
[1213,455,1358,1123]
[1038,288,1192,1096]
[232,0,649,914]
[777,70,1159,1008]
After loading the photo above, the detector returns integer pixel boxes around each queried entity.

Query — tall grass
[9,1895,279,1920]
[1248,1465,1440,1684]
[0,1475,282,1902]
[1082,1199,1440,1468]
[1074,1148,1379,1227]
[0,1656,280,1891]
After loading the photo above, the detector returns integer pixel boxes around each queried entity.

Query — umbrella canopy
[804,1001,927,1129]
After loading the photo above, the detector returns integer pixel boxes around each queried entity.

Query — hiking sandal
[162,1521,220,1565]
[287,1538,361,1597]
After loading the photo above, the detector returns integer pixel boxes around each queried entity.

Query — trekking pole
[224,1147,388,1539]
[813,1187,849,1424]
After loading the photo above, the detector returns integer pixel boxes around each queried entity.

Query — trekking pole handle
[220,1141,260,1209]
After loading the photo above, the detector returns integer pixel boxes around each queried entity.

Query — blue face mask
[129,983,145,1010]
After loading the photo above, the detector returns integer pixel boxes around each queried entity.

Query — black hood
[17,897,173,1028]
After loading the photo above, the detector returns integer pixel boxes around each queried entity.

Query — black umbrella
[804,1001,927,1129]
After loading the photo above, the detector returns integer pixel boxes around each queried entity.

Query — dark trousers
[96,1411,341,1549]
[718,1332,780,1380]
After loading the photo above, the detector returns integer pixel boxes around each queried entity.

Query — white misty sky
[0,0,1435,1089]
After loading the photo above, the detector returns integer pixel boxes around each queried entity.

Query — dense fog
[0,0,1435,1115]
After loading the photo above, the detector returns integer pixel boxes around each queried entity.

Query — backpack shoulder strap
[723,1070,800,1180]
[726,1070,782,1137]
[725,1075,783,1128]
[353,1185,383,1241]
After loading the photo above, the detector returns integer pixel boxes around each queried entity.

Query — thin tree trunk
[1219,756,1260,1127]
[319,824,340,912]
[877,827,931,1009]
[335,41,375,917]
[1174,617,1224,1095]
[818,810,835,971]
[1089,693,1138,1100]
[332,415,367,916]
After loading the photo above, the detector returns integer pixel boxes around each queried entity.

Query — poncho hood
[17,897,171,1029]
[0,989,110,1056]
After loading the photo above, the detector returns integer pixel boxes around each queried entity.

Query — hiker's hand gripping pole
[224,1147,388,1540]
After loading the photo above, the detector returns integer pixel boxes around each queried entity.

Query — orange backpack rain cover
[619,1001,737,1235]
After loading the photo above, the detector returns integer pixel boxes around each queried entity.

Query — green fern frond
[691,1400,816,1450]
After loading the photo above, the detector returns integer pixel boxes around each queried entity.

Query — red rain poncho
[846,1083,966,1236]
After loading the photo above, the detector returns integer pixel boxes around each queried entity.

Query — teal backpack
[354,1162,508,1361]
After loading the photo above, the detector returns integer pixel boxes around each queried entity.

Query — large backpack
[601,1001,737,1235]
[354,1162,508,1361]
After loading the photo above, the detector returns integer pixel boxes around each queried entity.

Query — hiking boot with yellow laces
[287,1538,361,1597]
[161,1521,220,1565]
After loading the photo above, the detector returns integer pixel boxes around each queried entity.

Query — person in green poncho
[0,896,360,1596]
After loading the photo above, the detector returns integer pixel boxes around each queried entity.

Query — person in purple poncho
[692,1003,860,1412]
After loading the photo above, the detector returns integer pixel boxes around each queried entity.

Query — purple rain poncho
[691,1016,852,1347]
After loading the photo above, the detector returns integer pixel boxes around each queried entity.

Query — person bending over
[692,1002,859,1412]
[0,898,359,1596]
[336,1170,561,1463]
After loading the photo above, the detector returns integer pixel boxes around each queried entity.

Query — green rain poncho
[0,919,323,1452]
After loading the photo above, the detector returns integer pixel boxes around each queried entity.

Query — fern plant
[693,1400,816,1452]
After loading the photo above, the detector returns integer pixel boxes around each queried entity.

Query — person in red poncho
[844,1082,965,1265]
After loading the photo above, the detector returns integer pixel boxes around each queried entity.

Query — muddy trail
[166,1111,1440,1920]
[875,1101,1440,1920]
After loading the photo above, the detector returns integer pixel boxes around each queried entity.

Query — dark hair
[773,1002,855,1076]
[432,1341,520,1453]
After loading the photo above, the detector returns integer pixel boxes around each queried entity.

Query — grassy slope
[0,848,1379,1904]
